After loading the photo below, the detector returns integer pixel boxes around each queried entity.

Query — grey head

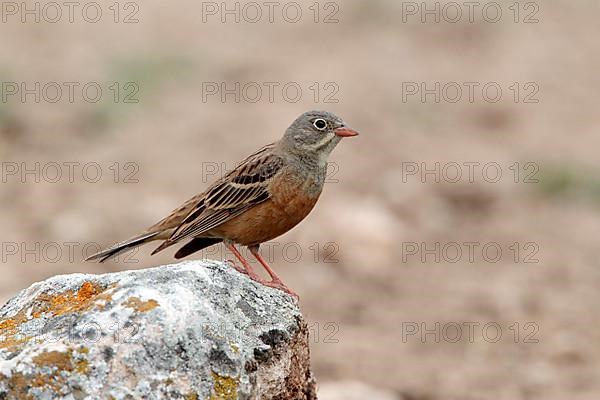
[279,110,359,166]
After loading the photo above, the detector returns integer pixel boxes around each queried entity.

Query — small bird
[86,110,359,298]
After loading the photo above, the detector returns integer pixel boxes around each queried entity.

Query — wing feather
[162,144,283,246]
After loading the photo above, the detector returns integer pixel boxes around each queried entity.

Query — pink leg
[249,246,299,299]
[225,243,261,281]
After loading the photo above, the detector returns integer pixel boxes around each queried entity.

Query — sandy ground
[1,1,600,398]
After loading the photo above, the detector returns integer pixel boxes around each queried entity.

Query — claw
[226,259,247,275]
[259,280,299,300]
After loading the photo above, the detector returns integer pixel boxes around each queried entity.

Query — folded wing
[151,144,283,254]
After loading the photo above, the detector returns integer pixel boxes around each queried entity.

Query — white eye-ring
[313,119,327,130]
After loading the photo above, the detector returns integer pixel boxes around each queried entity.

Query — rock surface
[0,260,316,399]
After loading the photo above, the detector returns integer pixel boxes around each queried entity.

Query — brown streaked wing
[166,144,283,243]
[146,193,204,232]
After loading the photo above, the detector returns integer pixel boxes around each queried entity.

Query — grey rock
[0,260,316,399]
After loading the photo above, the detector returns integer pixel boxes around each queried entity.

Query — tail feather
[151,239,177,256]
[86,232,161,263]
[174,237,222,259]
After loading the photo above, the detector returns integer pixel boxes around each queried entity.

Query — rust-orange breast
[212,168,323,246]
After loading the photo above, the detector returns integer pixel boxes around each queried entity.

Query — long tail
[86,231,161,263]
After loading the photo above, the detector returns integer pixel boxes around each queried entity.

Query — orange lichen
[1,349,91,397]
[0,281,115,352]
[0,318,15,330]
[122,297,159,312]
[0,371,33,400]
[0,335,32,351]
[0,318,20,348]
[32,350,74,371]
[34,281,106,317]
[0,280,110,398]
[0,312,31,351]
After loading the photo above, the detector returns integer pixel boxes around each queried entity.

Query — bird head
[281,110,359,163]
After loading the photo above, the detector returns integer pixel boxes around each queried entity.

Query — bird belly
[213,173,322,246]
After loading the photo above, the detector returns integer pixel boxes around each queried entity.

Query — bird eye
[313,119,327,131]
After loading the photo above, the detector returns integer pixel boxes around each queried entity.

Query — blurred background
[1,0,599,399]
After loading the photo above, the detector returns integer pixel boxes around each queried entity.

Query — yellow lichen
[210,371,239,400]
[122,297,159,312]
[229,342,239,353]
[75,358,89,374]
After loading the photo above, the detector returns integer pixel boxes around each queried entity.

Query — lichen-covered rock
[0,260,316,399]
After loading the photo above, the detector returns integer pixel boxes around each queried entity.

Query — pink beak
[334,126,359,137]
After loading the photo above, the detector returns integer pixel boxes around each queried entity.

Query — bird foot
[225,260,299,300]
[225,259,247,275]
[225,259,263,282]
[254,278,299,300]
